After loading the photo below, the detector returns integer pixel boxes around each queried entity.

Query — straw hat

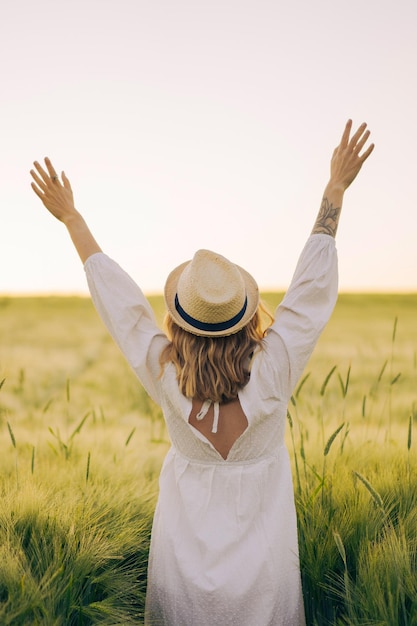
[164,249,259,337]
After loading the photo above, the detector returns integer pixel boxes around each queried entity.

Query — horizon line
[1,288,417,298]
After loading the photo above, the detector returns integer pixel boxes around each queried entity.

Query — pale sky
[1,0,416,295]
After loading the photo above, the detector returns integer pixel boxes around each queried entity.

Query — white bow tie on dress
[196,399,220,434]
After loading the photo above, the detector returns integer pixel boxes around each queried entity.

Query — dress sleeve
[265,234,338,394]
[84,252,168,404]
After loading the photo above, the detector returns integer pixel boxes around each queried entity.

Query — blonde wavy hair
[160,302,274,403]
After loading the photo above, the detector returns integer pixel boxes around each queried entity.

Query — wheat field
[0,293,416,625]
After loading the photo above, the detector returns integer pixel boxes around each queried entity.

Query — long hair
[160,302,274,403]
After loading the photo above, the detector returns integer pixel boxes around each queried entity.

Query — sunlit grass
[0,293,416,624]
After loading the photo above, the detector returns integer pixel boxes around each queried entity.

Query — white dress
[84,234,338,626]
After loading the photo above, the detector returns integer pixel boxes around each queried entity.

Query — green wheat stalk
[320,365,337,396]
[362,395,367,418]
[322,422,345,505]
[333,531,353,613]
[391,315,398,344]
[125,428,136,447]
[318,365,338,449]
[338,365,351,399]
[353,471,385,512]
[43,398,54,414]
[324,423,345,457]
[287,410,301,495]
[86,451,91,483]
[388,317,399,434]
[69,412,91,442]
[407,415,413,486]
[7,421,18,488]
[7,421,16,448]
[377,360,388,384]
[408,415,413,451]
[295,372,311,399]
[390,373,401,385]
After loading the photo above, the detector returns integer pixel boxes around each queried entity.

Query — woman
[30,119,374,625]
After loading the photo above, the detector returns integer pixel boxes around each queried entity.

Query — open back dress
[84,233,338,626]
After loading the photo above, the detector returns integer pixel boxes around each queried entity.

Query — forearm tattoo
[311,197,341,237]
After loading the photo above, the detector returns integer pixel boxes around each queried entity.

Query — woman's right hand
[30,157,78,224]
[311,119,374,237]
[329,119,374,191]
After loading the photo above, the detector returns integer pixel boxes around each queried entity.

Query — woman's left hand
[30,157,102,262]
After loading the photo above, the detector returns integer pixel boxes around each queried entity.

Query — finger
[354,129,371,154]
[339,119,353,149]
[44,157,60,183]
[62,171,72,192]
[30,168,47,191]
[33,160,51,184]
[31,181,45,200]
[349,122,368,149]
[33,158,60,184]
[359,142,375,163]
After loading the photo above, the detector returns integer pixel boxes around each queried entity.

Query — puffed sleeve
[84,253,168,404]
[264,234,338,394]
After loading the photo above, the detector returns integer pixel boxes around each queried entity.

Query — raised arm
[30,158,101,263]
[312,120,374,237]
